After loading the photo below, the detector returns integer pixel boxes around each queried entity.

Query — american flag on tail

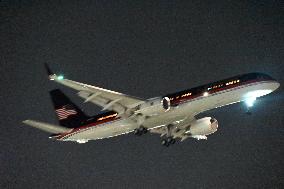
[55,105,77,120]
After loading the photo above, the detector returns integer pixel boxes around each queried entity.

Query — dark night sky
[1,1,284,188]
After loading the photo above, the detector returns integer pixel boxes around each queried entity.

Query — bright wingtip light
[57,75,64,80]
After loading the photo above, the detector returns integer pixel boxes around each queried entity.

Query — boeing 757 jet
[23,65,280,146]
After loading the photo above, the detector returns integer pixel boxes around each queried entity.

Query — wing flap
[150,116,196,139]
[49,74,144,113]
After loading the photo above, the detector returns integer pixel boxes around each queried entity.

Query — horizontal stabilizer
[22,120,71,134]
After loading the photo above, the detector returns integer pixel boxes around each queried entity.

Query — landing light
[245,90,272,98]
[76,139,88,144]
[203,92,209,97]
[245,97,256,107]
[244,90,272,107]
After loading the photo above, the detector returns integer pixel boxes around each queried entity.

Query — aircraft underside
[58,80,278,146]
[23,66,280,146]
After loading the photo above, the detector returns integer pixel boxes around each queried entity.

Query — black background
[1,1,284,188]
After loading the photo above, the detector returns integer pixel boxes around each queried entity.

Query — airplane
[23,65,280,146]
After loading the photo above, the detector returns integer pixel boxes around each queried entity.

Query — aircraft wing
[46,66,144,113]
[150,115,196,140]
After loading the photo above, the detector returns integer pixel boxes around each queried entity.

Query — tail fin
[50,89,89,128]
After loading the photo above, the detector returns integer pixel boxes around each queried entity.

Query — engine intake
[135,97,171,116]
[189,117,218,136]
[162,97,170,111]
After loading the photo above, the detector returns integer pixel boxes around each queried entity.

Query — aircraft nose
[271,81,280,91]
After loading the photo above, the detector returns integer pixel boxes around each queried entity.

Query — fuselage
[56,73,280,142]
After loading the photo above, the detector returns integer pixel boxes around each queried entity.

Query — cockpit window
[241,73,273,82]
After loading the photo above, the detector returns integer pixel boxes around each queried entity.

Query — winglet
[44,63,57,80]
[44,63,54,76]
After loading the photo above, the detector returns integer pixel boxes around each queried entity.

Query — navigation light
[57,75,64,80]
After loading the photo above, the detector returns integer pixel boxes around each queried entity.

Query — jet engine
[188,117,218,136]
[135,97,170,116]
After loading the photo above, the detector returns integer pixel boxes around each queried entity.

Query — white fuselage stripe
[60,80,272,141]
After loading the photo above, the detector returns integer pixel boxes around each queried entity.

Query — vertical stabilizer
[50,89,89,128]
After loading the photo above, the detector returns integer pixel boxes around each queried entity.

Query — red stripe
[56,113,74,118]
[56,108,77,120]
[56,111,75,116]
[56,116,120,139]
[56,110,76,114]
[171,79,268,105]
[57,79,274,140]
[58,116,67,119]
[57,114,68,118]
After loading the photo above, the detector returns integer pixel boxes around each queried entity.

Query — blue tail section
[50,89,89,128]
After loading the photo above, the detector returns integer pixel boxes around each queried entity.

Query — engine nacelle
[135,97,170,116]
[189,117,218,136]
